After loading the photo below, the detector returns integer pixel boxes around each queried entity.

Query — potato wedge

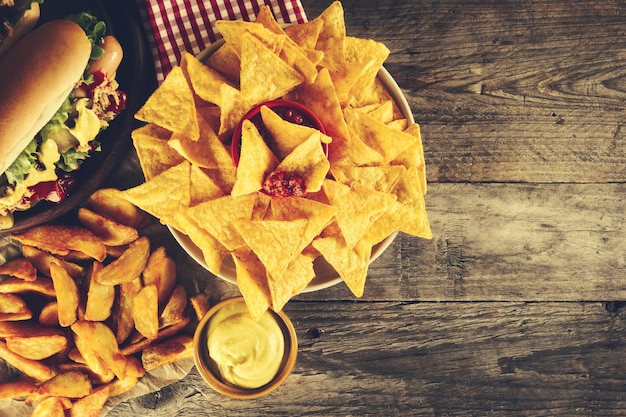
[70,386,110,417]
[94,236,150,285]
[78,207,139,246]
[21,245,84,279]
[106,374,139,398]
[84,262,115,322]
[0,321,60,338]
[0,293,32,321]
[72,320,127,380]
[0,276,55,297]
[141,334,193,371]
[11,225,106,262]
[142,246,177,306]
[0,257,37,281]
[39,301,59,327]
[72,332,111,379]
[37,370,92,399]
[120,316,190,356]
[115,277,142,344]
[125,354,146,378]
[132,284,159,340]
[58,362,115,385]
[190,293,211,320]
[49,263,79,327]
[31,396,65,417]
[67,347,87,364]
[159,284,187,328]
[0,341,57,382]
[6,333,68,360]
[0,380,37,400]
[86,188,152,229]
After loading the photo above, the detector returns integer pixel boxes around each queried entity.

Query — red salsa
[232,100,326,198]
[262,170,306,198]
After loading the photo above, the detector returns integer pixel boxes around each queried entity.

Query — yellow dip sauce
[207,302,285,389]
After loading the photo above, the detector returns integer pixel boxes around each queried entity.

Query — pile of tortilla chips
[122,1,431,320]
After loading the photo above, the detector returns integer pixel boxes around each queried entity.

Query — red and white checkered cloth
[138,0,308,84]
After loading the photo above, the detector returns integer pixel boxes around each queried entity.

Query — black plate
[2,0,152,234]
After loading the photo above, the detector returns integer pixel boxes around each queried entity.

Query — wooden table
[106,1,626,415]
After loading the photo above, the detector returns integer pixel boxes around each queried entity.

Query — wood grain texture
[296,182,626,302]
[98,0,626,416]
[106,301,626,417]
[304,0,626,183]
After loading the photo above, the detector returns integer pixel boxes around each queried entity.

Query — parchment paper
[0,237,195,416]
[0,358,195,417]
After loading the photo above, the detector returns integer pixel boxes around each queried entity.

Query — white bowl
[168,42,413,292]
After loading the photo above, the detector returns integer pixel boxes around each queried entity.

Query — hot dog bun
[0,19,91,175]
[0,2,41,57]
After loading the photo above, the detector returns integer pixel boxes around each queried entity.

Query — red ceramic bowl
[230,99,327,166]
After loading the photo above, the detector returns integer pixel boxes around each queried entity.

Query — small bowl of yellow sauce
[193,296,298,399]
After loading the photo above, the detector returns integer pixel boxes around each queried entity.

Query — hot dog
[0,13,126,229]
[0,1,42,57]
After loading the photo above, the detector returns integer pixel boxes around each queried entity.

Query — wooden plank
[296,182,626,302]
[304,0,626,183]
[153,181,626,302]
[106,301,626,417]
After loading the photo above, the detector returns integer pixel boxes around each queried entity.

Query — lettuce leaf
[39,97,72,143]
[4,140,38,186]
[66,12,107,61]
[57,148,90,172]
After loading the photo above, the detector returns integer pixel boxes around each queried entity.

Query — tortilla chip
[233,219,308,282]
[255,6,318,84]
[217,83,254,140]
[135,66,199,140]
[131,124,184,181]
[268,196,337,251]
[239,32,304,105]
[274,132,330,193]
[204,43,241,83]
[268,250,316,311]
[312,235,371,297]
[216,19,285,55]
[296,68,350,165]
[181,52,231,106]
[186,194,257,251]
[322,179,396,248]
[231,120,279,196]
[393,123,427,194]
[344,37,390,102]
[201,166,237,195]
[190,165,225,206]
[387,118,409,131]
[339,165,406,193]
[120,161,191,230]
[357,100,395,124]
[393,166,432,239]
[260,105,332,159]
[168,110,232,169]
[316,1,346,71]
[344,107,417,164]
[284,17,323,50]
[232,248,271,321]
[172,213,228,274]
